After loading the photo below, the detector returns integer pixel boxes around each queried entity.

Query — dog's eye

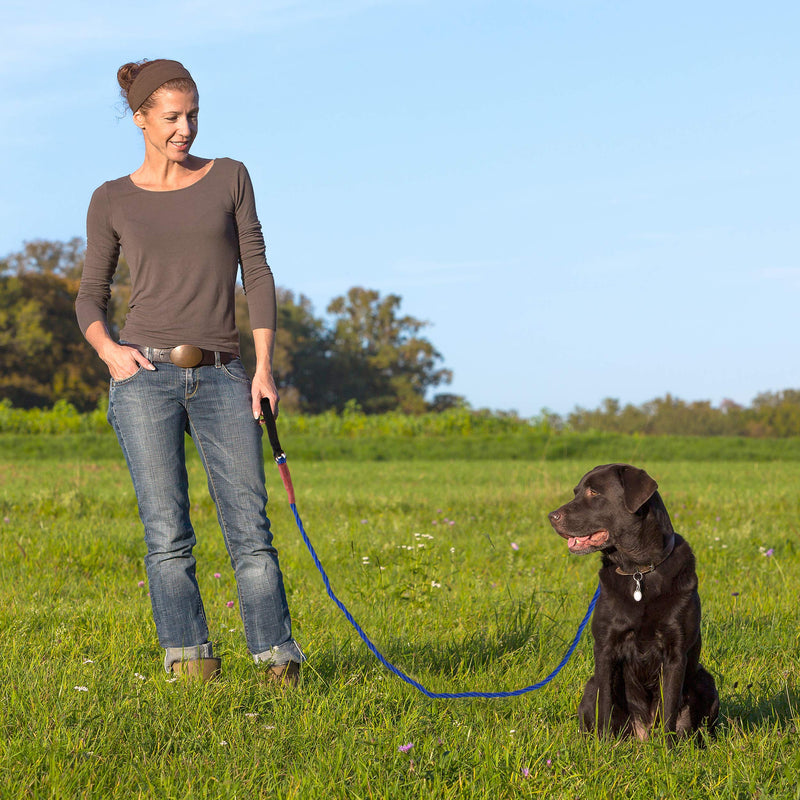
[585,488,599,498]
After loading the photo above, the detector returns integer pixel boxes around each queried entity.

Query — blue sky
[1,0,798,416]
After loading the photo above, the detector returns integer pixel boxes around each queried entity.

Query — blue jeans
[107,357,302,671]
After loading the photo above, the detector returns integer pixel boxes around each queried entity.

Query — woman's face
[134,88,199,163]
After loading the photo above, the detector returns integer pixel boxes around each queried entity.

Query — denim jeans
[107,357,302,671]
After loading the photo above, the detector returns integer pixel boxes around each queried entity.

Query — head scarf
[128,60,194,112]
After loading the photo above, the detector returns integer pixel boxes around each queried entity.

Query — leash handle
[260,399,285,464]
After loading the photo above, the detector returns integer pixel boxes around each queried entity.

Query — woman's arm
[251,327,279,419]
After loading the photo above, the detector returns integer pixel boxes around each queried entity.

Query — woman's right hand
[84,321,155,380]
[103,343,156,381]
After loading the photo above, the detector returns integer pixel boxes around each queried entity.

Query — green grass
[5,429,800,463]
[1,439,799,798]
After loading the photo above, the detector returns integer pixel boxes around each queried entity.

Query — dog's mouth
[567,530,610,553]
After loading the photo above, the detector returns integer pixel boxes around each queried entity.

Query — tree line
[0,239,454,413]
[3,239,800,436]
[559,391,800,438]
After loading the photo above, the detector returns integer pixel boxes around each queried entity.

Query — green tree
[0,270,108,409]
[1,237,85,279]
[2,240,457,415]
[326,287,452,414]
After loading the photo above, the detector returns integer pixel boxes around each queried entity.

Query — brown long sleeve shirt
[76,158,276,354]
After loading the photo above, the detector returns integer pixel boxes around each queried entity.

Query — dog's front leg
[592,646,617,735]
[660,654,687,736]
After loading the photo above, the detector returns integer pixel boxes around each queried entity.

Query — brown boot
[265,660,300,688]
[171,657,222,682]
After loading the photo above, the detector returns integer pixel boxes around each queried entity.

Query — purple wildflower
[137,580,145,588]
[398,742,413,753]
[214,572,221,579]
[522,767,530,778]
[765,548,774,557]
[511,542,519,551]
[226,600,235,608]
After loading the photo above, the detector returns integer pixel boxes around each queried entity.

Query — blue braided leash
[261,402,600,699]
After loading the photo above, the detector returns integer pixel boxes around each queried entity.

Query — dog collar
[614,534,676,602]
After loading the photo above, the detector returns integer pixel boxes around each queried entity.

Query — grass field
[1,434,799,798]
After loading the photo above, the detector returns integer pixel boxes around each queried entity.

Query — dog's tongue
[568,530,609,552]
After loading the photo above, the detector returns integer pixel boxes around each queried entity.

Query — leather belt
[129,344,236,368]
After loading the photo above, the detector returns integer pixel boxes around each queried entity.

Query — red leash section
[260,400,295,504]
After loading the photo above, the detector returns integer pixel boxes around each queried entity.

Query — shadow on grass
[306,593,587,692]
[724,685,800,731]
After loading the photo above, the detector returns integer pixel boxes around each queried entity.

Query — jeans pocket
[110,365,145,388]
[220,358,251,384]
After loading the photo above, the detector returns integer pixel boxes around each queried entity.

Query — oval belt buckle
[169,344,204,368]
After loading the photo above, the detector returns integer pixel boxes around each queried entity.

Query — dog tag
[633,572,643,602]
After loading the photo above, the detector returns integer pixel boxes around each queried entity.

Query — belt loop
[214,351,221,368]
[145,346,154,361]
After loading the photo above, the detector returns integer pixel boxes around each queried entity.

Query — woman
[76,59,303,684]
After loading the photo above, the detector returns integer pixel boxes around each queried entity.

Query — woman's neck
[130,153,213,191]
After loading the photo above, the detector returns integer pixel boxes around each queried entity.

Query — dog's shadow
[723,684,800,731]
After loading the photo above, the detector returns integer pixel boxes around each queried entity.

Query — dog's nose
[549,511,561,523]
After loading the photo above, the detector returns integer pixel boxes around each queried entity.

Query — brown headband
[127,60,194,112]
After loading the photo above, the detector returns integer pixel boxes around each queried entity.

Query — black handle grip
[260,399,285,462]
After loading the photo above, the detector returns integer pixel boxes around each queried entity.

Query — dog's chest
[597,593,674,664]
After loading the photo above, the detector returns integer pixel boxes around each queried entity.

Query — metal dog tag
[633,572,643,602]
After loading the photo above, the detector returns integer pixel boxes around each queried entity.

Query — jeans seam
[220,360,250,384]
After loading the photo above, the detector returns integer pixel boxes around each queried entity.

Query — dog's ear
[618,465,658,513]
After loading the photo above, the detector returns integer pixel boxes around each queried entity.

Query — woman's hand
[251,327,280,420]
[85,320,154,380]
[251,368,280,421]
[104,343,155,381]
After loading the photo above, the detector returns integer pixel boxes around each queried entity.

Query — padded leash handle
[260,399,295,504]
[260,399,285,463]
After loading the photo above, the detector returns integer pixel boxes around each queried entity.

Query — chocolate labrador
[549,463,719,740]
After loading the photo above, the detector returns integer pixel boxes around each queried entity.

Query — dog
[548,463,719,741]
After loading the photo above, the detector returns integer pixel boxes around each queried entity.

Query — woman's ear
[133,109,146,130]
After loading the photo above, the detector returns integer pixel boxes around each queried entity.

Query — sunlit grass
[1,442,798,798]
